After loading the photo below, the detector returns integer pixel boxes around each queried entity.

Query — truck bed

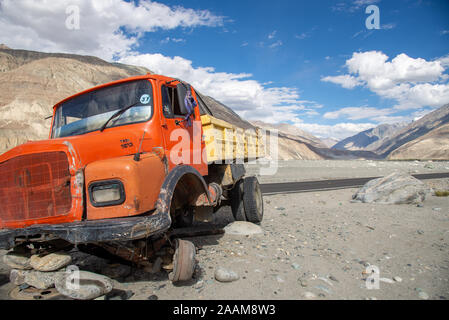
[201,115,265,163]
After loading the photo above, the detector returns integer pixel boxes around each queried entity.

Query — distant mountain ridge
[332,123,407,151]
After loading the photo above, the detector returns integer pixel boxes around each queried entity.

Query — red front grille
[0,152,72,222]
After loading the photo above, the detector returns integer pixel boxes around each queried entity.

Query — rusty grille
[0,152,72,222]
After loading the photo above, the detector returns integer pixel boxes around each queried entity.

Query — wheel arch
[156,165,211,216]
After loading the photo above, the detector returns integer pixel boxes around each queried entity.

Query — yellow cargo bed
[201,115,265,163]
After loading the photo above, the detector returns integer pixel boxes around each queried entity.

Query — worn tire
[243,176,264,224]
[230,180,246,221]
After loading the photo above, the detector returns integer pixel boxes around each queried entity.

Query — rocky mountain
[251,120,381,160]
[332,123,406,151]
[373,104,449,158]
[388,123,449,160]
[321,138,339,148]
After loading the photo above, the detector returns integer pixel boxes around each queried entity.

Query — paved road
[260,172,449,195]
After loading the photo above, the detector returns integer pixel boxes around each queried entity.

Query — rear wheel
[242,176,264,224]
[230,180,246,221]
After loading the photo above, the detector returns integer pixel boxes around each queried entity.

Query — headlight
[88,180,125,207]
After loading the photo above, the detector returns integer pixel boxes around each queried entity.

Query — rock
[291,263,301,270]
[315,285,332,294]
[224,221,263,236]
[10,269,61,289]
[380,278,395,284]
[419,291,429,300]
[303,291,317,299]
[148,295,158,300]
[214,267,239,283]
[329,275,339,283]
[55,271,113,300]
[30,252,72,272]
[393,276,402,283]
[352,172,430,205]
[10,269,26,285]
[105,289,134,300]
[3,252,32,270]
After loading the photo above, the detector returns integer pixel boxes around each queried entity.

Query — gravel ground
[246,159,449,184]
[0,161,448,300]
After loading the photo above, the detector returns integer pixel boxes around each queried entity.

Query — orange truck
[0,74,264,281]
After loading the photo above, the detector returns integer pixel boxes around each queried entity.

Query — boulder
[30,252,72,272]
[3,252,32,270]
[214,267,239,283]
[352,172,430,205]
[10,269,62,290]
[55,271,113,300]
[224,221,263,236]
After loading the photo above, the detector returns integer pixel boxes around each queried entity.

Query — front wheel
[242,176,264,224]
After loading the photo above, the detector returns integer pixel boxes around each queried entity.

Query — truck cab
[0,74,264,272]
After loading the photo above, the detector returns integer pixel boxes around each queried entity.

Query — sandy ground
[0,160,448,300]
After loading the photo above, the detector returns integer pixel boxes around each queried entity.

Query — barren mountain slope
[374,104,449,158]
[332,123,406,151]
[388,123,449,160]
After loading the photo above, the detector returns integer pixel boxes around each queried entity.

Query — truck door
[159,82,207,176]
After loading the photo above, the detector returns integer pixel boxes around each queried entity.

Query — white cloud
[323,51,449,109]
[0,0,223,60]
[161,37,186,44]
[268,30,277,39]
[119,53,316,124]
[295,122,377,140]
[321,75,363,89]
[269,40,283,49]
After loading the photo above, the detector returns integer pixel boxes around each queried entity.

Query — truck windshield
[52,80,153,138]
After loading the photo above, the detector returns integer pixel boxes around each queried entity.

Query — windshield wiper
[100,102,139,132]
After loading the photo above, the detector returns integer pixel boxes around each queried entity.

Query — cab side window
[161,85,174,118]
[161,85,187,118]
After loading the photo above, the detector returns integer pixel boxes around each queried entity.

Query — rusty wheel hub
[169,239,196,283]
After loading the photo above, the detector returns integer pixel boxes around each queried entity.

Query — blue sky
[1,0,449,139]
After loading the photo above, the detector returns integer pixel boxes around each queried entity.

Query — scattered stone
[315,285,332,294]
[275,207,286,211]
[224,221,263,236]
[105,289,134,300]
[3,252,32,270]
[291,263,301,270]
[352,172,430,205]
[432,207,442,211]
[55,271,113,300]
[276,275,285,283]
[10,269,61,290]
[380,278,395,284]
[393,276,402,283]
[303,291,317,299]
[214,267,239,283]
[418,291,429,300]
[30,252,72,272]
[194,280,205,290]
[417,230,425,235]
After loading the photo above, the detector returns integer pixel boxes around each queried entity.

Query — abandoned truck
[0,74,265,282]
